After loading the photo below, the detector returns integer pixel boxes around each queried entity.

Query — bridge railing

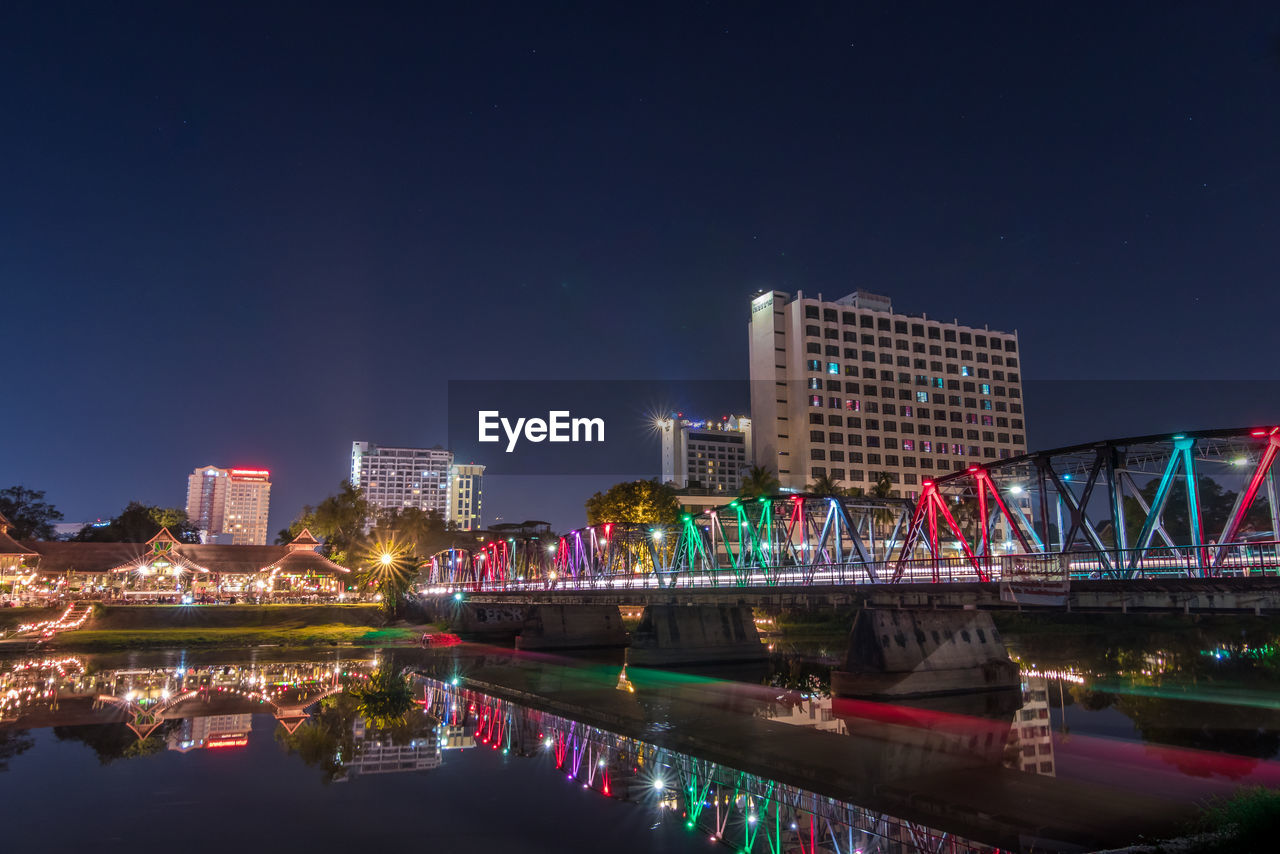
[1053,540,1280,578]
[436,539,1280,592]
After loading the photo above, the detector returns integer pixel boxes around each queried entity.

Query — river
[1,620,1277,853]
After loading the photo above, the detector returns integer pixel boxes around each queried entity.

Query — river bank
[2,604,436,652]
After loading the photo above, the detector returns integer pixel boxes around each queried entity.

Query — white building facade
[659,415,752,494]
[749,289,1027,499]
[350,442,483,529]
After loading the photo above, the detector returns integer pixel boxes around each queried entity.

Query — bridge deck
[452,577,1280,614]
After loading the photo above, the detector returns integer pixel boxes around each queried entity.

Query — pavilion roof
[0,511,38,557]
[24,542,292,576]
[107,547,210,575]
[260,549,352,578]
[0,528,39,558]
[24,541,151,574]
[288,528,321,548]
[176,545,290,575]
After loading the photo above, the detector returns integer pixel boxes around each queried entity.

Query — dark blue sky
[3,2,1279,534]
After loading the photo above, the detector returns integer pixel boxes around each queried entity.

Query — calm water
[2,624,1278,853]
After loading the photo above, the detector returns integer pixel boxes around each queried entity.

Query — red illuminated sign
[229,469,270,479]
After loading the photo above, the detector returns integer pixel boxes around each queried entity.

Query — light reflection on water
[0,632,1277,853]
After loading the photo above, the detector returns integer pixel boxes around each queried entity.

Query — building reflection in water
[167,714,252,752]
[1006,675,1056,777]
[337,716,442,780]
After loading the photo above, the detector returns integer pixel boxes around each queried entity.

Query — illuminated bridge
[423,428,1280,606]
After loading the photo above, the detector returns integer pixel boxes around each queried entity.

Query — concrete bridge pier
[514,604,628,651]
[626,604,766,667]
[831,608,1020,699]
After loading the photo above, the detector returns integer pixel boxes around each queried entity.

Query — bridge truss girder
[905,427,1280,580]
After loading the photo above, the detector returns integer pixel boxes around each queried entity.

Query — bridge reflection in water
[2,649,1234,853]
[0,652,1050,852]
[418,672,1009,854]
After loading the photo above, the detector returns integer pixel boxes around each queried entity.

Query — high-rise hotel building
[749,290,1027,499]
[351,442,485,530]
[185,466,272,545]
[658,414,753,493]
[447,464,485,531]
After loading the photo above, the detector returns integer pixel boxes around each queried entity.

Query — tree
[70,502,200,543]
[282,481,371,561]
[357,541,420,620]
[866,472,901,547]
[806,473,846,497]
[0,486,63,540]
[347,668,415,730]
[585,480,680,526]
[738,465,780,500]
[53,721,176,763]
[372,507,458,558]
[276,694,357,784]
[1116,476,1272,549]
[0,728,34,772]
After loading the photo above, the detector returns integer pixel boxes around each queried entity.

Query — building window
[827,362,839,374]
[809,395,822,407]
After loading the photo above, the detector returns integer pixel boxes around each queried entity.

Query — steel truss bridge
[419,676,988,854]
[423,427,1280,592]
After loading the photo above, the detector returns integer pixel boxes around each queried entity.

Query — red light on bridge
[967,466,980,473]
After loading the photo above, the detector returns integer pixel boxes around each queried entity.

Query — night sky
[3,2,1279,534]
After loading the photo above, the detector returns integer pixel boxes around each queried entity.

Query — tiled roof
[0,528,38,557]
[262,549,353,578]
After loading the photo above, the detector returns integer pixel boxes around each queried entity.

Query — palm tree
[868,472,899,558]
[347,669,414,729]
[806,473,846,497]
[739,465,780,500]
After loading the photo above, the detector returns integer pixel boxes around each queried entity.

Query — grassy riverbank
[0,608,45,632]
[48,624,424,650]
[10,604,437,651]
